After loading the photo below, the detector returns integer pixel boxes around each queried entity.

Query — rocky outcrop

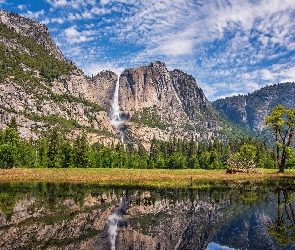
[0,9,119,144]
[170,69,211,120]
[52,69,98,104]
[0,78,117,144]
[0,9,69,63]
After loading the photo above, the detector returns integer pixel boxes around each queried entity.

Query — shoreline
[1,168,294,188]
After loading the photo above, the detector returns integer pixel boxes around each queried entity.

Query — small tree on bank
[265,105,295,173]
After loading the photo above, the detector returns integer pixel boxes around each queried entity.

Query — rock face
[90,71,118,113]
[212,82,295,132]
[118,61,225,146]
[0,78,116,144]
[52,69,98,104]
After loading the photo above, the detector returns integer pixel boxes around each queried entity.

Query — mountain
[212,82,295,133]
[1,9,243,148]
[2,9,294,148]
[0,9,119,145]
[116,61,241,147]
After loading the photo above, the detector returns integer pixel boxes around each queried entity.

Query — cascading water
[109,78,124,143]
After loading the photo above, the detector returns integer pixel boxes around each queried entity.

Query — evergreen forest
[1,117,294,170]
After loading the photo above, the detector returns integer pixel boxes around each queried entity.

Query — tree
[0,118,21,168]
[60,141,73,168]
[73,132,89,168]
[47,127,61,168]
[265,105,295,172]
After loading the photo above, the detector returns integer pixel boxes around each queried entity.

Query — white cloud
[41,18,50,24]
[100,0,110,5]
[68,12,82,21]
[46,0,68,8]
[17,5,26,11]
[63,26,95,44]
[51,17,64,24]
[46,0,97,10]
[23,9,45,19]
[261,69,274,81]
[277,66,295,83]
[82,11,93,19]
[91,7,111,15]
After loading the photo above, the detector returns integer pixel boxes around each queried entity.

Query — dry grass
[0,168,294,188]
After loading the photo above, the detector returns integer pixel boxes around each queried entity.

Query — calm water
[1,180,295,250]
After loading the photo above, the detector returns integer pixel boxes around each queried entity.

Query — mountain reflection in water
[0,180,295,249]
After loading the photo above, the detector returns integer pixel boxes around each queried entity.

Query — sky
[1,0,295,101]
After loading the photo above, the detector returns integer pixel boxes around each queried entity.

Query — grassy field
[0,168,295,188]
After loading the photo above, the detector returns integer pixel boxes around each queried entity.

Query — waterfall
[110,78,120,126]
[109,78,124,143]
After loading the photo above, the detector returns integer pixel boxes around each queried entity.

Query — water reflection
[206,242,235,250]
[0,180,295,249]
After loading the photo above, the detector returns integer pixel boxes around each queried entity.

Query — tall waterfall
[109,78,124,143]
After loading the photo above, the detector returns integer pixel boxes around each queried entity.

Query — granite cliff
[116,62,234,147]
[0,9,68,63]
[0,9,237,148]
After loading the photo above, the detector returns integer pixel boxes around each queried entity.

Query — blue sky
[1,0,295,101]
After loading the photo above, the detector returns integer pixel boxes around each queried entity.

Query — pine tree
[47,127,61,168]
[73,132,89,168]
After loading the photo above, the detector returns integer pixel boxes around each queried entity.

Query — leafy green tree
[265,105,295,172]
[0,119,21,168]
[19,139,36,168]
[187,154,199,169]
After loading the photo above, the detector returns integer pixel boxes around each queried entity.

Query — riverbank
[1,168,295,188]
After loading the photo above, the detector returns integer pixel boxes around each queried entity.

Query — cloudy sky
[1,0,295,101]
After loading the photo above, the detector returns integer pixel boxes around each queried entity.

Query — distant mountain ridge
[212,82,295,133]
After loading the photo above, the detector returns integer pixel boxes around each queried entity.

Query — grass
[1,168,295,188]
